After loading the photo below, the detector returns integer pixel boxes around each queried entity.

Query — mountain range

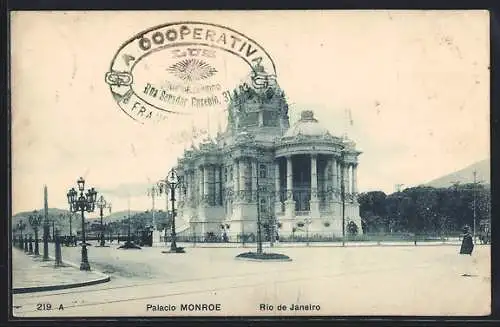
[424,158,490,188]
[12,158,490,232]
[11,208,146,234]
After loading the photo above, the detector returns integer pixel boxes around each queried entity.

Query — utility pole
[473,170,477,245]
[157,177,170,246]
[341,152,346,247]
[43,185,50,261]
[147,185,160,230]
[117,190,140,249]
[256,160,263,254]
[128,195,131,238]
[270,194,275,248]
[343,108,351,140]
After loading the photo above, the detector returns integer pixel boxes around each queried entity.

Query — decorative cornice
[277,133,344,147]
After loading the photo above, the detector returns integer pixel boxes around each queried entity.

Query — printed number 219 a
[37,303,52,311]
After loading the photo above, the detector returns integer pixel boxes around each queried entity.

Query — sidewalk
[151,240,463,248]
[12,248,110,294]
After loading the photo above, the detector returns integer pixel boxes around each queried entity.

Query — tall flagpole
[165,183,169,243]
[256,160,262,254]
[152,189,155,229]
[473,170,477,245]
[147,185,158,230]
[43,185,50,260]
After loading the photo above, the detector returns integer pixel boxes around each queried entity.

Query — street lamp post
[69,213,72,238]
[28,210,42,256]
[12,226,17,248]
[256,168,263,254]
[60,212,76,246]
[117,211,141,249]
[17,220,26,250]
[234,158,291,262]
[60,212,74,241]
[270,211,277,248]
[96,195,112,247]
[157,178,170,247]
[473,170,478,244]
[452,173,485,245]
[52,220,55,242]
[67,177,98,271]
[127,216,132,242]
[340,150,346,247]
[106,223,111,242]
[159,168,185,253]
[42,185,50,260]
[28,233,33,254]
[147,185,161,230]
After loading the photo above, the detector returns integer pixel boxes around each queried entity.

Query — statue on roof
[250,62,276,90]
[224,63,290,131]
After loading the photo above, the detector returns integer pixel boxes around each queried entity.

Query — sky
[11,10,490,216]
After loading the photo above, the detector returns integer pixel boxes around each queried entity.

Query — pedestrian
[459,225,475,277]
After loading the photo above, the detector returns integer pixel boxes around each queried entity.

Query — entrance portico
[273,110,362,236]
[274,154,359,212]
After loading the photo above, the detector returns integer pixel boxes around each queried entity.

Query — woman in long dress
[459,225,475,277]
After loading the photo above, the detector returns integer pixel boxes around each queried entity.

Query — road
[12,242,491,317]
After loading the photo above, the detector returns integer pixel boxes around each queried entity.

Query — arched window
[259,164,267,178]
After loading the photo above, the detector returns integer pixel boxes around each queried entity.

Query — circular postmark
[105,22,277,124]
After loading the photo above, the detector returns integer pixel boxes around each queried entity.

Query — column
[274,160,281,213]
[352,163,358,194]
[310,154,320,217]
[185,170,190,201]
[332,157,338,195]
[239,158,246,201]
[285,155,295,218]
[337,160,342,192]
[199,166,204,201]
[348,164,353,194]
[343,163,349,194]
[233,159,239,201]
[215,165,221,205]
[311,155,318,199]
[286,156,293,200]
[323,160,329,194]
[190,171,195,202]
[251,160,257,202]
[203,165,209,204]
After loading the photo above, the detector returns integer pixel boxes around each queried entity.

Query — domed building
[172,70,362,241]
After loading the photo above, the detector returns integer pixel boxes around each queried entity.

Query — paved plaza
[12,249,110,293]
[12,243,490,317]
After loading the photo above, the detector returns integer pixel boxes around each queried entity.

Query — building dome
[284,110,329,137]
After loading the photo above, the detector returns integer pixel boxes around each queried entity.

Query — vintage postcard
[10,10,490,317]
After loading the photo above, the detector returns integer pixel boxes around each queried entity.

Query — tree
[358,191,387,232]
[385,193,406,232]
[361,214,384,233]
[409,186,439,234]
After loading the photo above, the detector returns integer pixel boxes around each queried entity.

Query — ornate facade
[173,70,362,240]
